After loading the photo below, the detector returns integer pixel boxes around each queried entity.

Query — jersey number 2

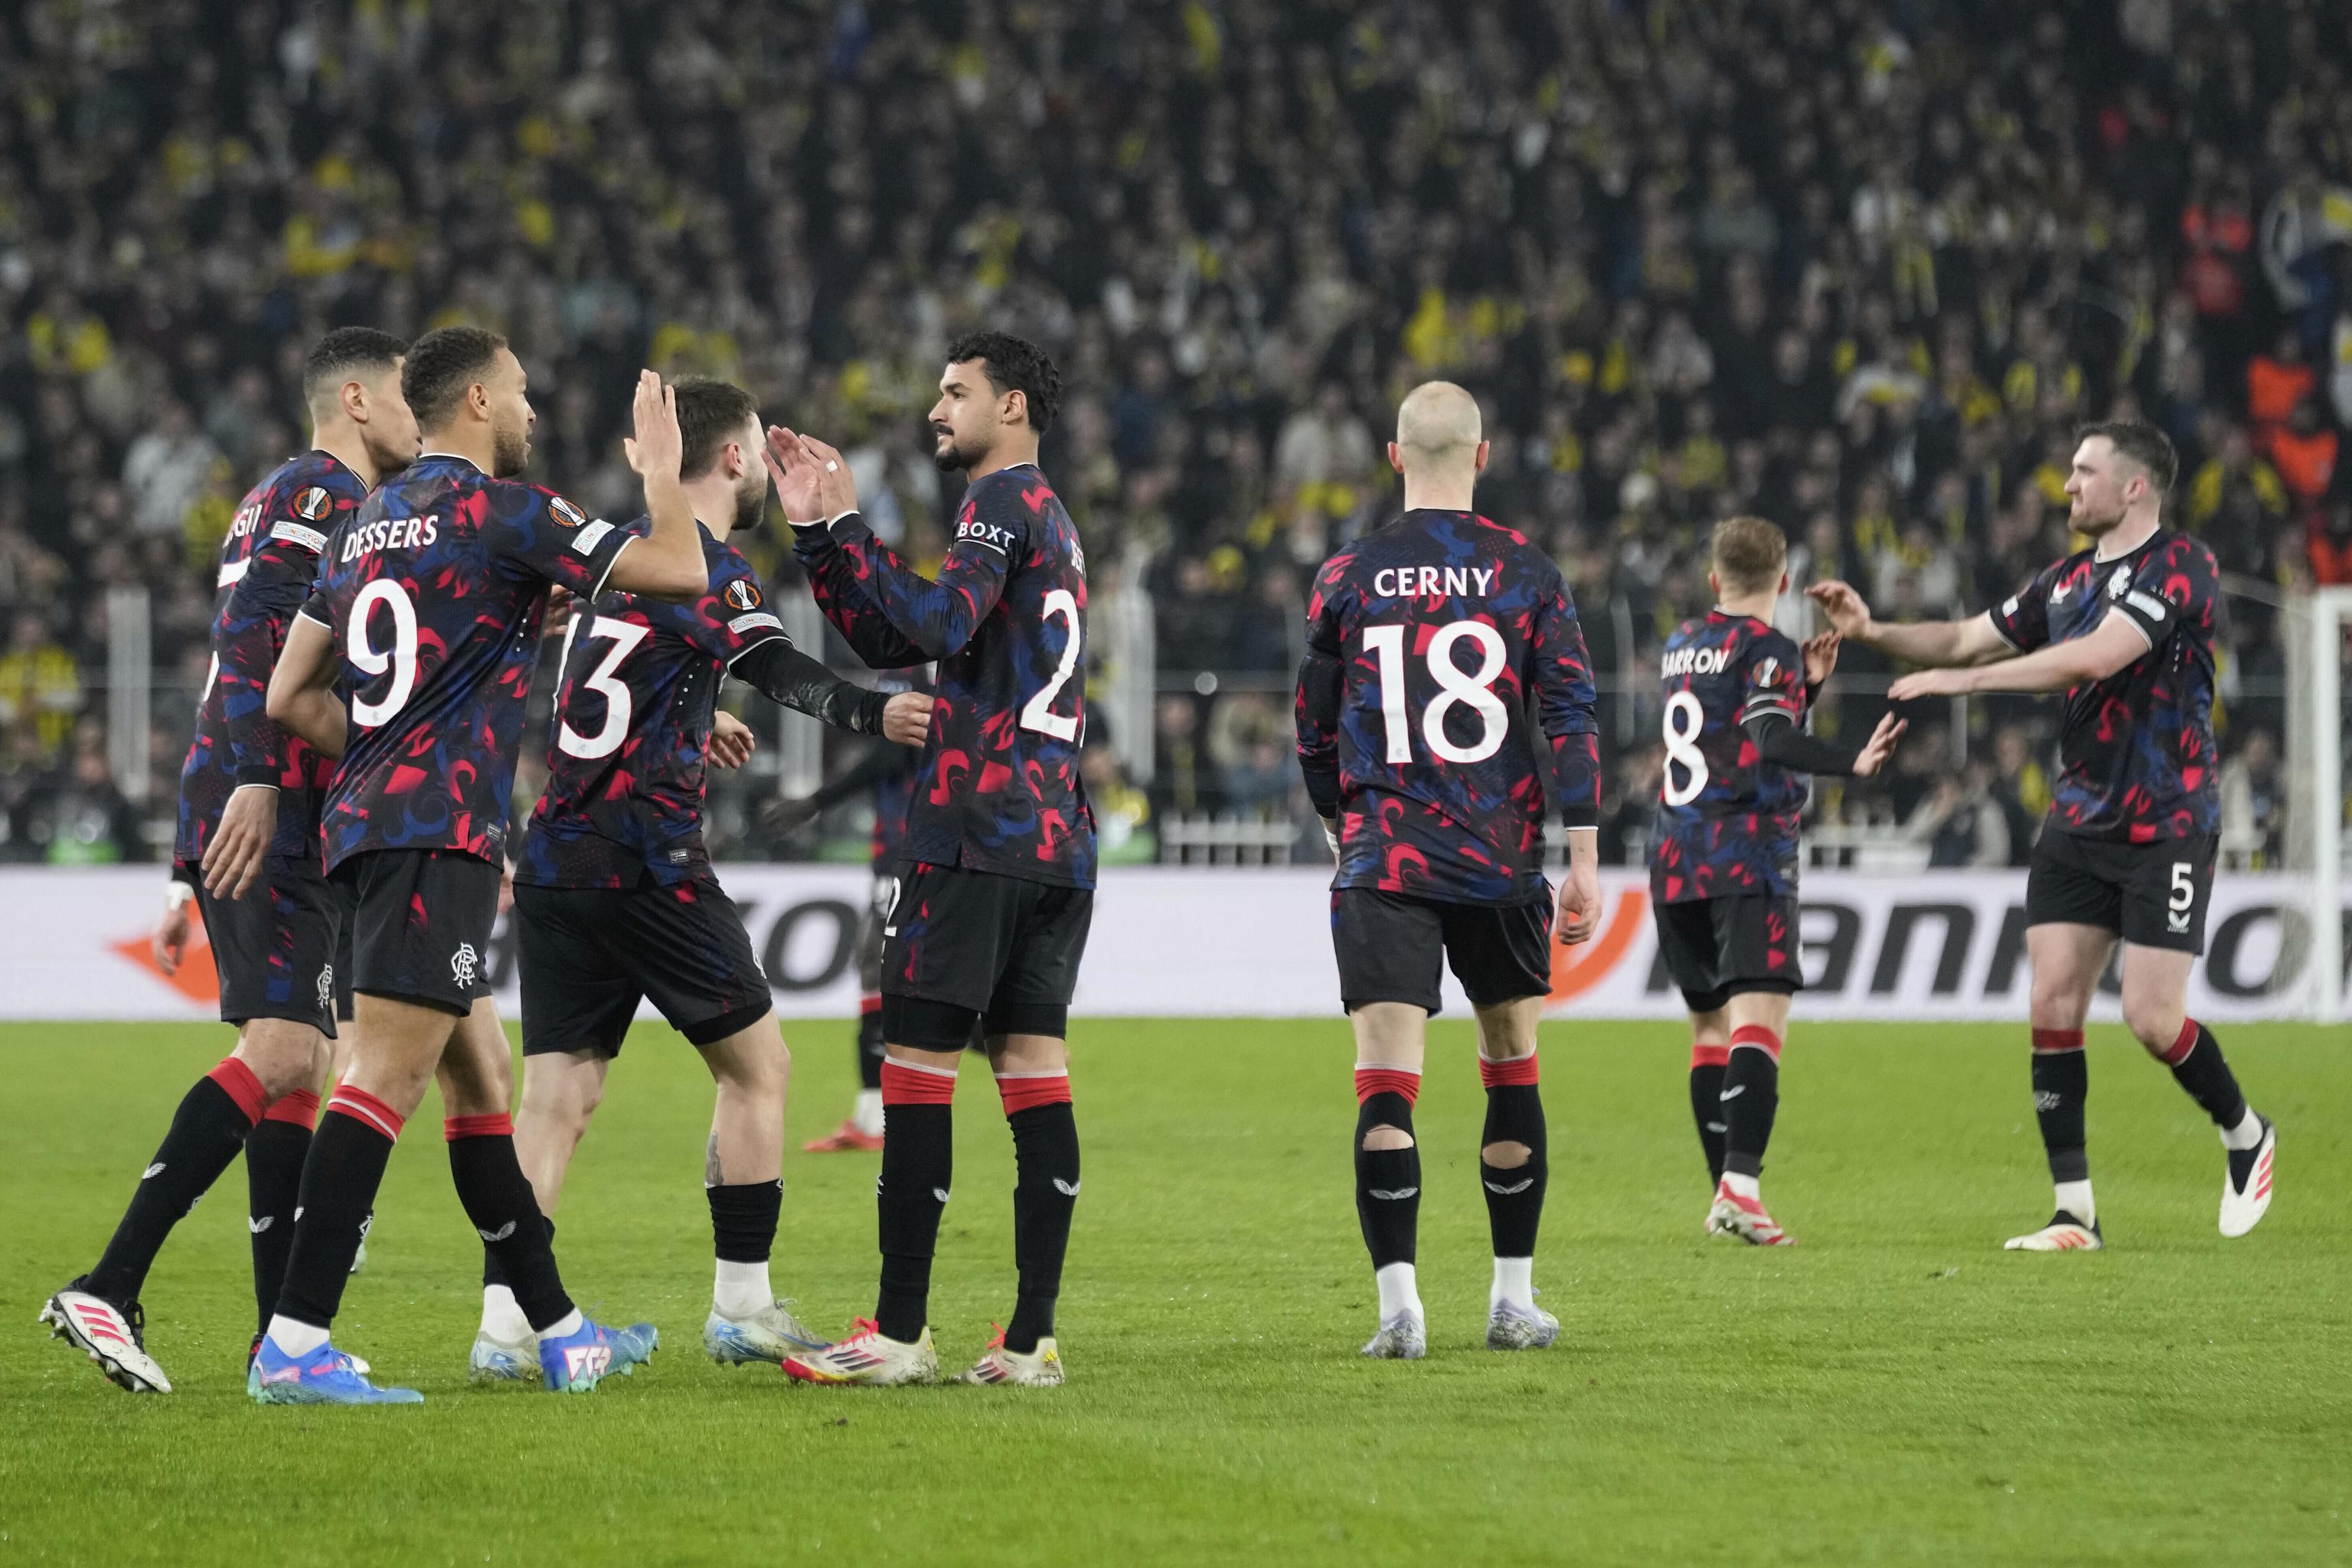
[1019,588,1083,741]
[556,619,652,760]
[1364,620,1508,765]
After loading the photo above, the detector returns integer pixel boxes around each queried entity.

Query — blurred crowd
[3,0,2344,865]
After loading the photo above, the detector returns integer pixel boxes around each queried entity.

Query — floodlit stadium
[1,2,2347,1563]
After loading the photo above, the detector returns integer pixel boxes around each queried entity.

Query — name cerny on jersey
[1298,508,1599,906]
[302,453,633,872]
[1988,528,2220,843]
[518,522,791,890]
[1648,610,1807,904]
[795,464,1096,888]
[175,450,369,865]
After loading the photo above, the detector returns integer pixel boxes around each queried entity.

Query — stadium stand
[0,0,2336,869]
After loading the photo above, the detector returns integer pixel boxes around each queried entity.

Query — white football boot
[41,1287,171,1393]
[2219,1116,2276,1239]
[2004,1212,2104,1251]
[781,1319,939,1386]
[1707,1180,1793,1246]
[1485,1298,1559,1350]
[468,1327,542,1383]
[957,1327,1064,1386]
[1361,1309,1426,1360]
[704,1300,831,1367]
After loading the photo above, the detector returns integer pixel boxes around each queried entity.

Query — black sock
[874,1100,952,1342]
[1479,1083,1547,1259]
[273,1098,397,1330]
[449,1130,573,1331]
[1689,1054,1727,1184]
[2164,1020,2249,1129]
[243,1112,313,1335]
[1721,1032,1781,1180]
[87,1067,262,1307]
[1354,1092,1420,1270]
[480,1217,550,1294]
[709,1181,782,1266]
[2030,1032,2089,1185]
[1004,1099,1079,1354]
[856,1007,885,1090]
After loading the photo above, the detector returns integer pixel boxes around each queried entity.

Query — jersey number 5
[1019,588,1083,741]
[556,618,652,760]
[1364,620,1508,765]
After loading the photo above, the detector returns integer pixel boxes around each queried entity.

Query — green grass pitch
[0,1018,2344,1566]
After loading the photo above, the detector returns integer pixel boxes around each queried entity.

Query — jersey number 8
[1363,620,1509,765]
[1661,690,1709,807]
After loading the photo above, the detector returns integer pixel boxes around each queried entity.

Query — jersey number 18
[1363,620,1509,765]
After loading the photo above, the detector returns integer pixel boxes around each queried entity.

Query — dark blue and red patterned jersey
[1648,611,1809,903]
[869,666,927,867]
[1295,508,1600,906]
[1988,528,2220,843]
[793,464,1096,888]
[516,524,795,890]
[298,452,635,872]
[175,450,368,865]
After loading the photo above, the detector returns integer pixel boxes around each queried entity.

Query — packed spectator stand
[0,0,2337,871]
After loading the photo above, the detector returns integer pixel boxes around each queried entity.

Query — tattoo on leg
[704,1132,723,1187]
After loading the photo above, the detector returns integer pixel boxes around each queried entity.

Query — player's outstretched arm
[202,553,312,900]
[607,371,710,603]
[1744,708,1906,776]
[1805,581,2011,668]
[266,609,346,762]
[771,427,1011,661]
[733,639,922,738]
[1888,612,2145,701]
[763,431,936,669]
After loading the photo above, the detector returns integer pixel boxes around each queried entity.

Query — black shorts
[514,873,773,1057]
[1329,888,1553,1016]
[1652,894,1802,1014]
[334,848,500,1018]
[2026,830,2216,954]
[188,855,351,1035]
[880,863,1093,1048]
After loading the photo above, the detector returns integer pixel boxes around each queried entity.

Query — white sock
[265,1315,330,1357]
[479,1283,532,1342]
[2054,1179,2096,1227]
[1723,1171,1761,1201]
[542,1308,584,1339]
[853,1089,884,1137]
[1491,1256,1534,1312]
[1374,1262,1422,1322]
[714,1258,772,1318]
[2220,1109,2265,1151]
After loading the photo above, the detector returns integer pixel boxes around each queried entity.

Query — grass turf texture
[0,1020,2344,1566]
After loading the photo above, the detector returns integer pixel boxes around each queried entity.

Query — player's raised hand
[1805,580,1872,639]
[1802,630,1841,685]
[1886,667,1966,703]
[792,432,861,519]
[201,784,277,900]
[881,691,934,746]
[709,710,757,769]
[764,794,822,832]
[762,426,828,524]
[1850,712,1908,777]
[622,370,681,482]
[152,891,191,975]
[543,585,575,641]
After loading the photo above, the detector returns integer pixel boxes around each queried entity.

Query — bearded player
[41,328,417,1393]
[1296,381,1602,1359]
[1811,419,2275,1250]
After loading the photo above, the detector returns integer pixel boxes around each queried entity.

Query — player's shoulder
[2148,528,2219,577]
[1746,619,1803,665]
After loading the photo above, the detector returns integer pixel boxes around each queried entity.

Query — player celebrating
[41,329,417,1394]
[469,377,932,1380]
[776,672,930,1155]
[1811,419,2275,1250]
[767,331,1093,1389]
[1651,518,1904,1246]
[253,328,710,1403]
[1295,381,1602,1360]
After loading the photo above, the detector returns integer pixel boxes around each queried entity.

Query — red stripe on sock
[1354,1067,1420,1106]
[207,1057,269,1125]
[2160,1017,2200,1067]
[1478,1054,1539,1088]
[2030,1027,2085,1054]
[263,1089,321,1129]
[444,1112,514,1142]
[1690,1042,1729,1069]
[326,1086,405,1142]
[880,1061,958,1106]
[996,1071,1072,1114]
[858,994,883,1015]
[1730,1024,1782,1063]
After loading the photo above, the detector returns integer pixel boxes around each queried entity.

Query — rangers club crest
[450,942,479,988]
[724,579,762,612]
[293,485,333,521]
